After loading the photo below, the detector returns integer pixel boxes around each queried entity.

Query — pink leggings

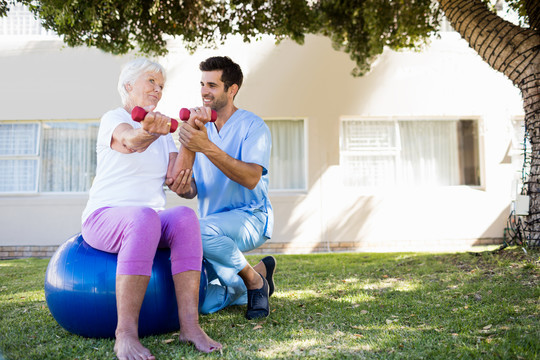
[81,206,202,276]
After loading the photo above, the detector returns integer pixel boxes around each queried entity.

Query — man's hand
[178,119,210,152]
[187,107,214,127]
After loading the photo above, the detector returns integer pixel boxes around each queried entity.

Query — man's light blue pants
[199,209,268,313]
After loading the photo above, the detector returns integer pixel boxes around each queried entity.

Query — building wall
[0,32,524,256]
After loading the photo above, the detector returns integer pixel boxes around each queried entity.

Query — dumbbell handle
[131,106,178,133]
[179,108,217,122]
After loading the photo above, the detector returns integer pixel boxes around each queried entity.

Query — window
[0,4,56,36]
[40,122,99,192]
[0,121,99,193]
[0,123,40,192]
[340,118,481,187]
[265,119,306,191]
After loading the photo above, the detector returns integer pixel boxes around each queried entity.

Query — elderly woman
[81,58,221,359]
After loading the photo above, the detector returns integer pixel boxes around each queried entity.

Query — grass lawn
[0,247,538,359]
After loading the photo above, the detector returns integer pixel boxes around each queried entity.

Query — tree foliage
[1,0,443,76]
[315,0,441,75]
[0,0,533,76]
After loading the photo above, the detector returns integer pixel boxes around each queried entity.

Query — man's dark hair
[199,56,243,93]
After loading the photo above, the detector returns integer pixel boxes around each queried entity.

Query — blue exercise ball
[45,233,207,338]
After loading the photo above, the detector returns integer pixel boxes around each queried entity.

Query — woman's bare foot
[179,324,222,353]
[114,330,155,360]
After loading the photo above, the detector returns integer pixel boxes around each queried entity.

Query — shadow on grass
[0,250,538,359]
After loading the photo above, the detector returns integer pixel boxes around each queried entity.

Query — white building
[0,6,525,258]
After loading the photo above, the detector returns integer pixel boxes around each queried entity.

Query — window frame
[339,115,485,191]
[0,121,41,193]
[0,119,100,195]
[264,117,309,194]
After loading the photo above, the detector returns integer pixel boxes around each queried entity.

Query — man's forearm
[203,143,262,190]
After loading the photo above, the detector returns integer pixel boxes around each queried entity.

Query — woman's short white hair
[117,58,166,106]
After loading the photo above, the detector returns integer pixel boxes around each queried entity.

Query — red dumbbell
[179,108,217,122]
[131,106,178,133]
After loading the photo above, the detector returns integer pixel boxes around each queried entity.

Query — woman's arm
[111,110,171,153]
[166,144,197,198]
[166,107,213,195]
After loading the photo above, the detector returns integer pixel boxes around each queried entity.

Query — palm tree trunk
[438,0,540,242]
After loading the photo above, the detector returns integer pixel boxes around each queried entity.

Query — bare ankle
[253,261,266,276]
[179,318,201,332]
[246,273,263,290]
[115,327,138,339]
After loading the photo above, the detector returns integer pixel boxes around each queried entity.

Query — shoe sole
[261,256,276,297]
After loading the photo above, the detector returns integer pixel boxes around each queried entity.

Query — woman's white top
[82,107,177,223]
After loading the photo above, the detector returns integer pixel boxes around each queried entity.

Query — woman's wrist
[140,128,160,138]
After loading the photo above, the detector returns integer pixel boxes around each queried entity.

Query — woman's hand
[139,106,173,135]
[111,105,172,154]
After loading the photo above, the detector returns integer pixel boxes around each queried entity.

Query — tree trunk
[438,0,540,242]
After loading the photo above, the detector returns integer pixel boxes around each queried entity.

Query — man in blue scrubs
[174,56,275,319]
